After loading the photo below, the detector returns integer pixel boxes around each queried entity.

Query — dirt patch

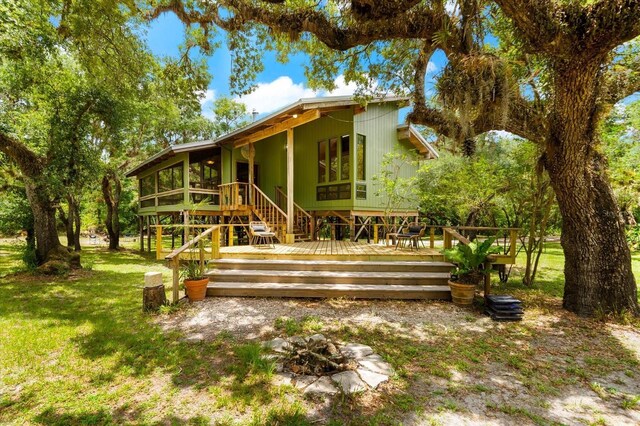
[158,298,640,425]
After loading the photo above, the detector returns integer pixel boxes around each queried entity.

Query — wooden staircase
[205,259,453,299]
[274,186,312,242]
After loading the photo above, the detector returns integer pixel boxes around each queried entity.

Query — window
[139,175,155,197]
[316,183,351,201]
[356,183,367,200]
[190,151,221,189]
[329,137,338,182]
[340,135,350,180]
[318,140,326,183]
[357,134,366,181]
[318,135,351,183]
[157,162,184,192]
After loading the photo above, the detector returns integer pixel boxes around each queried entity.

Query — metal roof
[126,95,410,177]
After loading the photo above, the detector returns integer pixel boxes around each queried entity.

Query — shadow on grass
[2,245,639,425]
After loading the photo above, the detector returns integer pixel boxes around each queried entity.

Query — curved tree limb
[0,132,45,179]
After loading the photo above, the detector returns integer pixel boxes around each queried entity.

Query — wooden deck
[219,240,444,261]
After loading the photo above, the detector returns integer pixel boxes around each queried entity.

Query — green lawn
[0,240,639,425]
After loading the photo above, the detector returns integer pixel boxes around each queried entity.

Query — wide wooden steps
[205,259,453,300]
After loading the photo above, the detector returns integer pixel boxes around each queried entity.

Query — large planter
[448,280,477,307]
[184,278,208,302]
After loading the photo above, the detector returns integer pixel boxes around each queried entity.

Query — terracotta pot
[184,278,208,302]
[448,280,476,307]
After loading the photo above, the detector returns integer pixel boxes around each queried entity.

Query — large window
[356,134,366,181]
[340,135,350,180]
[318,135,351,184]
[329,137,338,182]
[318,140,326,183]
[189,150,221,189]
[157,162,184,193]
[139,175,155,197]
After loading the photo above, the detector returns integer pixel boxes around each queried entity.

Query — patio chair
[395,224,426,250]
[249,221,277,248]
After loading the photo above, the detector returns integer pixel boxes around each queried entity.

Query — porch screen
[158,162,184,192]
[139,175,155,196]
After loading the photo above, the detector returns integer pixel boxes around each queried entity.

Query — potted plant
[180,242,208,302]
[443,237,501,307]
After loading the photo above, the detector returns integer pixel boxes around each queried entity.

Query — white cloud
[235,76,318,115]
[325,75,359,96]
[426,61,438,74]
[198,89,216,119]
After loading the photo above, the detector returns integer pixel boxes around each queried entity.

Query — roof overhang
[397,124,439,159]
[126,95,410,177]
[125,140,220,177]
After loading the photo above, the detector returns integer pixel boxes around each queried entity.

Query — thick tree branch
[0,132,45,178]
[149,0,444,52]
[495,0,640,59]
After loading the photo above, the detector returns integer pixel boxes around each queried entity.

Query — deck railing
[219,182,250,210]
[275,186,312,238]
[163,225,221,303]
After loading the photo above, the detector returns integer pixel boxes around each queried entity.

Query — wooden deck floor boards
[218,240,443,261]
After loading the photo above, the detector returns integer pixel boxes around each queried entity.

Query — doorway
[236,161,259,185]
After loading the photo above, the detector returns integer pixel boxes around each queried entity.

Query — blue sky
[144,14,443,120]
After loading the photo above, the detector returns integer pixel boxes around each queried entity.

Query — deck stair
[205,259,453,299]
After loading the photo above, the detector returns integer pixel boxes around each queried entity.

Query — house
[126,95,438,248]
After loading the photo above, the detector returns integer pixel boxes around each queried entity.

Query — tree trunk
[58,204,74,249]
[546,62,638,316]
[70,195,81,251]
[24,179,79,271]
[102,172,121,250]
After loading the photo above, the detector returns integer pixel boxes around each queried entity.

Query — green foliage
[233,343,275,378]
[627,226,640,252]
[373,148,420,217]
[443,238,502,284]
[211,97,249,136]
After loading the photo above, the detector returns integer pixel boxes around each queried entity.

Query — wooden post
[484,262,491,297]
[430,227,435,249]
[139,216,144,252]
[350,215,356,242]
[443,229,451,249]
[184,210,190,241]
[373,224,379,244]
[310,213,317,241]
[212,228,220,259]
[156,225,163,260]
[199,240,205,273]
[286,128,294,242]
[509,229,518,262]
[146,215,151,252]
[171,257,180,304]
[228,226,234,247]
[248,143,255,205]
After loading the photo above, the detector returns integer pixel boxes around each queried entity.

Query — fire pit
[264,334,393,395]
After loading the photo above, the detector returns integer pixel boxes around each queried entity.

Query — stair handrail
[251,183,287,240]
[275,186,312,219]
[165,225,221,304]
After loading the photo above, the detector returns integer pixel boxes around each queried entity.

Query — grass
[0,239,639,424]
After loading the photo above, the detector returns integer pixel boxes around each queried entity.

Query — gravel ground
[158,297,640,425]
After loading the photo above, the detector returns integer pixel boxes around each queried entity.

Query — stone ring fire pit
[264,334,394,395]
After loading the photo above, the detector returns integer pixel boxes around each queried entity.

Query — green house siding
[253,133,287,202]
[353,103,420,212]
[132,100,425,217]
[293,108,354,211]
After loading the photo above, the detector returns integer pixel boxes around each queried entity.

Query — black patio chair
[395,224,426,250]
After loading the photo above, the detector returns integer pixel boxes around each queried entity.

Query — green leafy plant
[179,240,206,282]
[627,226,640,252]
[443,238,502,284]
